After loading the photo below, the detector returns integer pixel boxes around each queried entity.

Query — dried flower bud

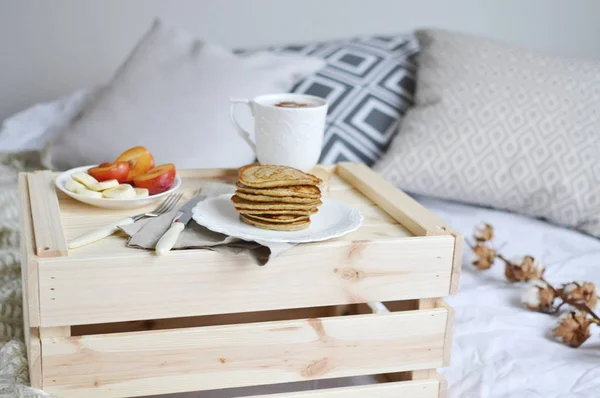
[473,222,494,242]
[559,281,598,309]
[505,255,544,282]
[522,280,557,312]
[471,242,496,270]
[553,311,592,348]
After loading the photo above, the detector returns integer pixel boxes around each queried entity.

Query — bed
[1,91,599,398]
[422,196,600,398]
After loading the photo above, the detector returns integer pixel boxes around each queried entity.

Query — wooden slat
[442,301,455,367]
[37,236,454,326]
[39,326,70,338]
[449,232,463,295]
[432,371,448,398]
[249,379,440,398]
[336,163,462,295]
[418,298,441,310]
[19,173,41,327]
[408,369,436,381]
[27,171,67,257]
[410,299,443,382]
[42,307,448,397]
[24,327,41,389]
[18,173,42,387]
[360,303,454,386]
[336,163,450,236]
[407,301,454,383]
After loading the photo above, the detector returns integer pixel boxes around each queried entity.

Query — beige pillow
[375,29,600,237]
[50,20,324,170]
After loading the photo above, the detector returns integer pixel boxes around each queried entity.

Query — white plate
[192,194,363,243]
[55,165,181,210]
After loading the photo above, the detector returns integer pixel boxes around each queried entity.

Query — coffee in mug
[230,94,328,171]
[274,101,317,108]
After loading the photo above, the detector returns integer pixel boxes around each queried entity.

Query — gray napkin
[119,182,295,265]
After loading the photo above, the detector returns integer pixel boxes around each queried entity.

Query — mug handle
[229,98,257,153]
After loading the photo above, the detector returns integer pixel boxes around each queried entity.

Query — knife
[155,193,205,255]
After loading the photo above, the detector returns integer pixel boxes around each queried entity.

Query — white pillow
[49,20,324,170]
[0,88,96,153]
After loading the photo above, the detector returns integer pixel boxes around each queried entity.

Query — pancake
[239,164,322,188]
[236,208,318,216]
[240,214,310,231]
[235,191,318,204]
[231,195,322,210]
[243,214,309,224]
[236,183,321,199]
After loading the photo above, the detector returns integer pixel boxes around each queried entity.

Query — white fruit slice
[93,179,119,191]
[75,187,103,198]
[65,178,85,193]
[72,172,99,189]
[102,184,136,199]
[134,188,149,198]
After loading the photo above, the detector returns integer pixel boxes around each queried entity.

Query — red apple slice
[87,161,130,183]
[133,164,176,195]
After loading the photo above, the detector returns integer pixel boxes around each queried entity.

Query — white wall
[2,0,600,122]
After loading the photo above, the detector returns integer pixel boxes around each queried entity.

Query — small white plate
[55,165,181,210]
[192,194,363,243]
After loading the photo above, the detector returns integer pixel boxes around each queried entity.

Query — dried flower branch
[474,222,494,242]
[501,255,544,282]
[553,312,593,348]
[469,222,600,348]
[541,278,600,322]
[522,280,557,313]
[559,282,597,309]
[471,242,496,270]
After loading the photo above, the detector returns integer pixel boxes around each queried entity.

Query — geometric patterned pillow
[375,29,600,238]
[270,35,419,166]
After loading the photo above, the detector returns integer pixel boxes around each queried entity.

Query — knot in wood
[339,267,363,281]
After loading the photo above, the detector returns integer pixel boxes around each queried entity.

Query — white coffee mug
[229,93,328,171]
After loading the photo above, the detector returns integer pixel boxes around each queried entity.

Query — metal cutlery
[68,192,183,249]
[155,189,204,255]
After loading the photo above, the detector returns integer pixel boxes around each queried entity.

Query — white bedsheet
[417,195,600,398]
[3,94,600,398]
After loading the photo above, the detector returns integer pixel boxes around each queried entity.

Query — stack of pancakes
[232,164,323,231]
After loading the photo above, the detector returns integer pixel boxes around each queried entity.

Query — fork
[68,192,183,249]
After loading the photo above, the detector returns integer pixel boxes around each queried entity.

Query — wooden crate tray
[19,162,462,398]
